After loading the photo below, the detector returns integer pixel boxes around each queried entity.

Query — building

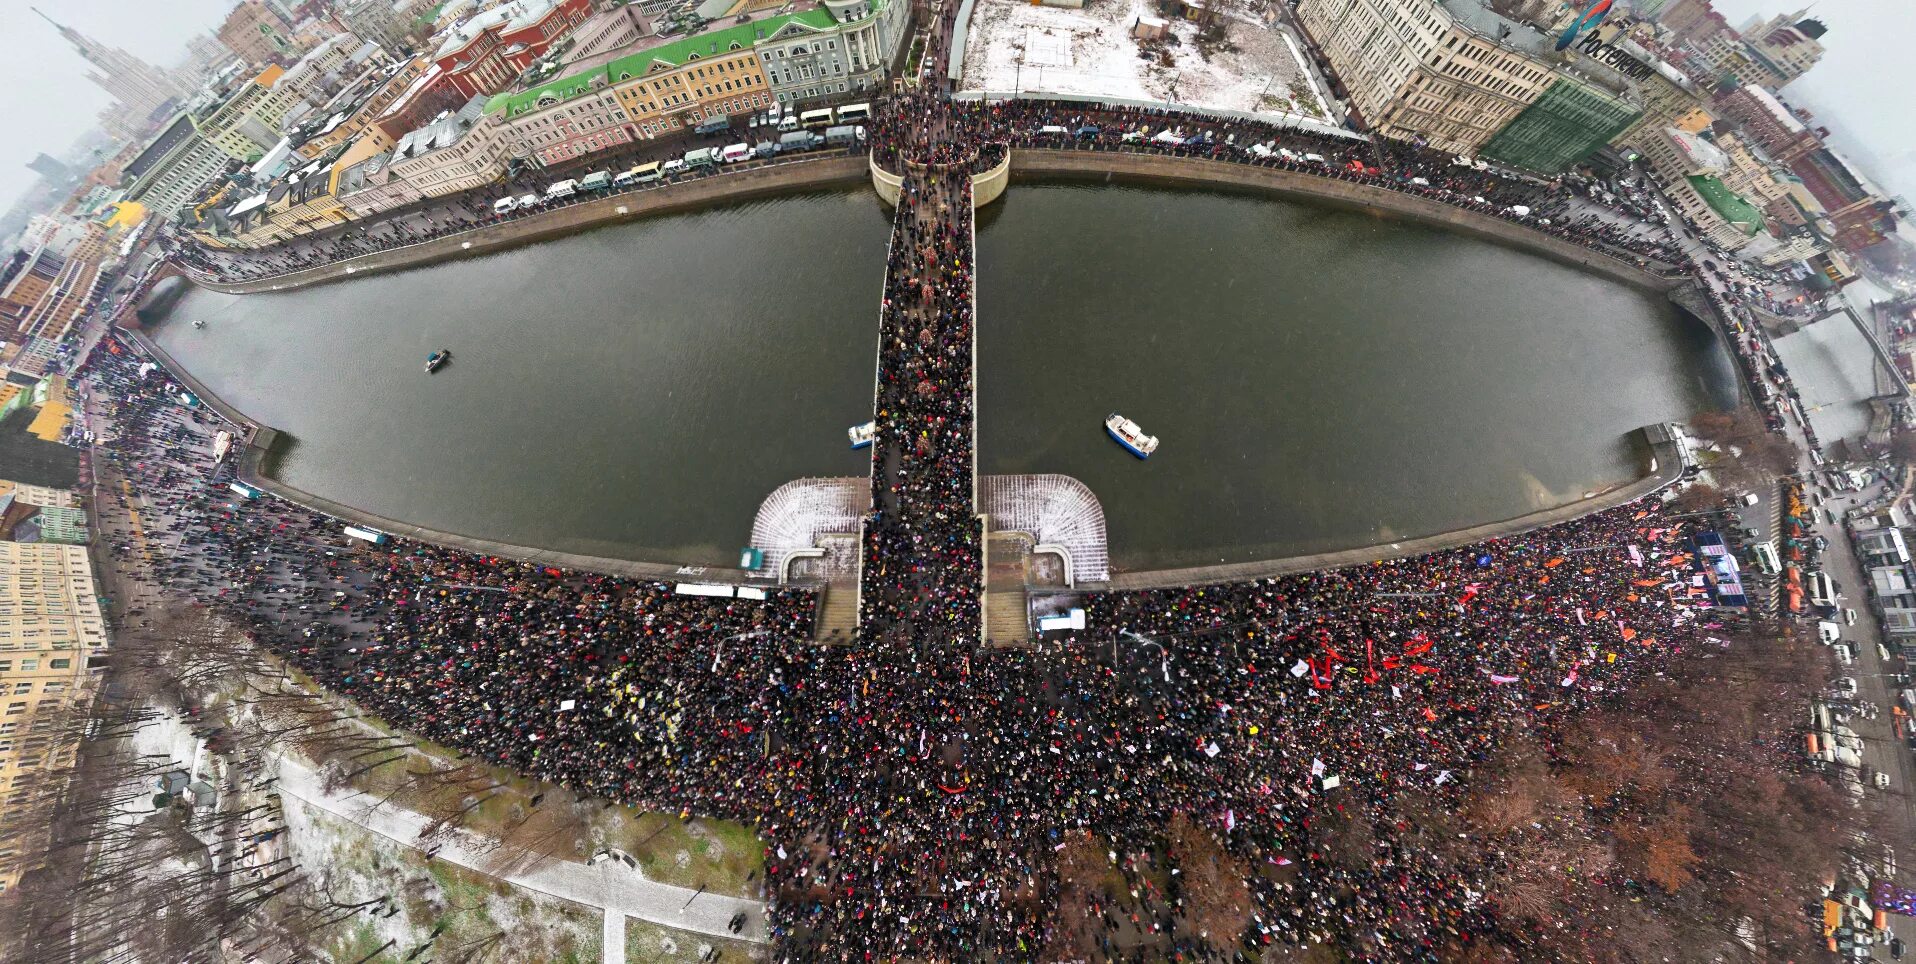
[1789,146,1899,253]
[0,541,108,894]
[220,0,301,67]
[337,0,417,54]
[1657,0,1733,47]
[33,508,87,545]
[1480,77,1640,174]
[1741,11,1825,87]
[120,112,236,217]
[387,96,511,198]
[0,247,101,343]
[1295,0,1560,155]
[334,150,424,218]
[175,32,239,86]
[198,66,305,162]
[751,0,909,105]
[431,0,596,99]
[34,9,191,141]
[24,155,70,185]
[1640,126,1764,249]
[1713,84,1817,161]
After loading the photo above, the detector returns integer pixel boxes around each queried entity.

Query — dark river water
[151,183,1737,571]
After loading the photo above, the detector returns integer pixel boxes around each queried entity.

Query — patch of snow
[960,0,1322,120]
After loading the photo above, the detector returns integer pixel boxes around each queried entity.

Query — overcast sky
[0,0,1908,210]
[0,0,232,206]
[1705,0,1916,199]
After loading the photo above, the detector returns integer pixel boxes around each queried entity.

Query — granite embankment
[1009,149,1682,295]
[183,154,871,296]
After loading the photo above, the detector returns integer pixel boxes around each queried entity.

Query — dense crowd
[83,329,1718,959]
[73,24,1753,955]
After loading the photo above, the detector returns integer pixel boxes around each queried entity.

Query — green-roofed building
[1676,173,1766,250]
[487,0,908,168]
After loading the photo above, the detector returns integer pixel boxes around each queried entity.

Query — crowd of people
[65,23,1769,956]
[81,327,1722,959]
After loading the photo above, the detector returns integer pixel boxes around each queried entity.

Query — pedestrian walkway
[272,756,766,949]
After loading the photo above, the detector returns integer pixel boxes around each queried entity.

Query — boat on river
[1105,413,1158,459]
[425,349,451,373]
[848,420,876,449]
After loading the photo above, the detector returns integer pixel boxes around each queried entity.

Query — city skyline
[0,0,230,210]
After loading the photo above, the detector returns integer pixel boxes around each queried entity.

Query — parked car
[1836,643,1856,666]
[1820,621,1844,644]
[492,196,517,214]
[1846,608,1858,626]
[1835,677,1859,698]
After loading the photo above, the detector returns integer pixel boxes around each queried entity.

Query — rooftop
[486,6,841,119]
[391,95,490,161]
[434,0,563,60]
[1666,126,1727,172]
[1437,0,1553,59]
[1686,174,1764,235]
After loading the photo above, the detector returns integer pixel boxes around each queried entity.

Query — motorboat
[425,349,451,373]
[1105,413,1158,459]
[192,320,205,329]
[848,420,876,449]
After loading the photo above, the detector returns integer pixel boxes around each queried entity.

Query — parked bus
[615,161,662,186]
[799,108,835,129]
[343,525,389,545]
[683,147,720,170]
[834,102,872,123]
[579,170,613,191]
[227,482,262,500]
[544,178,579,200]
[1809,569,1837,609]
[694,115,731,136]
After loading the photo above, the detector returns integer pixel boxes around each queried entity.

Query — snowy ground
[959,0,1327,120]
[282,795,604,963]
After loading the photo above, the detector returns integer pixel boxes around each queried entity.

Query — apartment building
[1295,0,1558,155]
[0,541,107,894]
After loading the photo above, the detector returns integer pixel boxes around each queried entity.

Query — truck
[777,131,819,153]
[683,148,720,170]
[694,115,731,136]
[824,124,866,147]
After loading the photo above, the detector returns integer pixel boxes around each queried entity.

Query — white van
[579,171,613,191]
[721,142,753,164]
[544,178,578,200]
[1810,570,1838,608]
[492,196,518,214]
[515,193,539,209]
[1818,621,1843,644]
[1836,642,1856,666]
[1037,124,1070,137]
[662,158,687,176]
[1751,541,1781,574]
[777,114,800,133]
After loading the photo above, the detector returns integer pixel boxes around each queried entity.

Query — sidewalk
[273,755,767,947]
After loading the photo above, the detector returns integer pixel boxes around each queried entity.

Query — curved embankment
[1096,424,1687,590]
[142,146,1697,590]
[1009,149,1681,295]
[125,329,768,586]
[185,155,871,296]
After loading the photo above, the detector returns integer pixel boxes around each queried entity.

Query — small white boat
[1105,413,1158,459]
[848,420,876,449]
[425,349,451,374]
[192,320,205,329]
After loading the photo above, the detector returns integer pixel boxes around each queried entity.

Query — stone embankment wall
[1096,425,1685,590]
[868,150,1011,208]
[124,328,770,586]
[1009,150,1682,295]
[190,155,870,296]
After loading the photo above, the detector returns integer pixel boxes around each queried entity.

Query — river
[150,182,1737,572]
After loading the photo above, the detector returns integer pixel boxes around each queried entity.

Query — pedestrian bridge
[748,474,1109,585]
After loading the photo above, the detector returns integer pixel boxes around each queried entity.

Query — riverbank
[123,327,770,586]
[176,148,1677,299]
[181,155,871,297]
[1008,149,1681,295]
[1095,424,1686,590]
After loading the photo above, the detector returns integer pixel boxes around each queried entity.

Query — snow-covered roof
[434,0,561,60]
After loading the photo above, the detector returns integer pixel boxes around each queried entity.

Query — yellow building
[0,541,106,894]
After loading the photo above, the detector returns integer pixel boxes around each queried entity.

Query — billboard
[1555,0,1616,51]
